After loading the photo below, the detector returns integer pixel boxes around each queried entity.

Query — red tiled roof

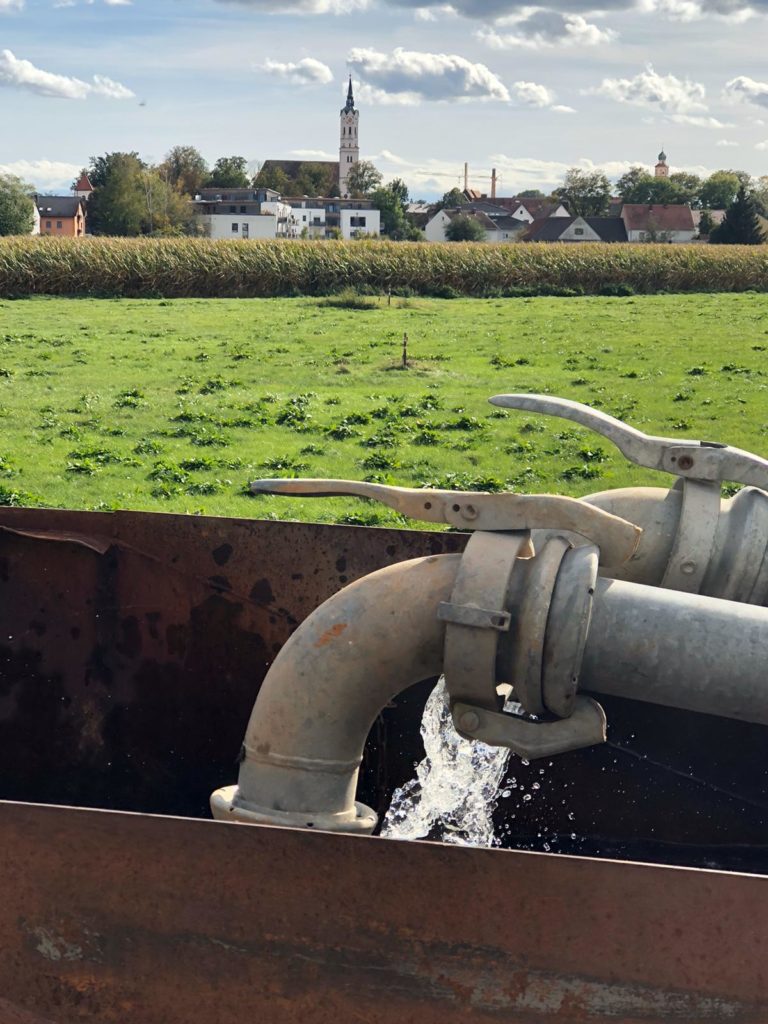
[621,204,695,232]
[74,173,93,192]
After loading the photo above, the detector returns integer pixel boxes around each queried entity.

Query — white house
[424,206,527,244]
[340,206,380,238]
[191,188,298,240]
[621,204,696,243]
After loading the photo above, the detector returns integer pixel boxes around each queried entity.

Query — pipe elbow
[211,553,462,833]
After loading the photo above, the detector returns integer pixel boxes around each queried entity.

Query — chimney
[491,168,497,200]
[464,162,469,191]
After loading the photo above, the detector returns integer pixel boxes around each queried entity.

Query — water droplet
[532,782,541,790]
[523,793,532,802]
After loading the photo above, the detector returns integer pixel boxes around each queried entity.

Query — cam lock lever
[251,477,641,568]
[490,393,768,489]
[491,393,768,594]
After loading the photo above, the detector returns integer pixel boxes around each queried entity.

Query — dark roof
[585,217,628,242]
[491,215,528,232]
[622,204,695,232]
[462,200,514,217]
[36,196,84,218]
[524,217,569,241]
[444,209,498,232]
[524,217,627,242]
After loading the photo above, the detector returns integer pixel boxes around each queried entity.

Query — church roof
[73,172,93,193]
[657,149,667,162]
[342,75,356,115]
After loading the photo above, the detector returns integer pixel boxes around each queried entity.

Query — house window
[240,206,246,213]
[242,224,249,238]
[574,227,584,236]
[46,221,51,228]
[229,205,236,213]
[350,216,367,228]
[231,223,238,232]
[56,221,62,229]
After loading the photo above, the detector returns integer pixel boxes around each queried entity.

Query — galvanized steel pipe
[582,577,768,726]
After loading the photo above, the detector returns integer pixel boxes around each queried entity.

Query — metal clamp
[250,477,641,568]
[442,532,606,761]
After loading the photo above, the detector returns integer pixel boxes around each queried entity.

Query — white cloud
[289,148,337,159]
[723,75,768,109]
[0,0,24,10]
[716,138,739,146]
[347,46,510,104]
[216,0,368,11]
[511,80,574,111]
[0,159,81,190]
[0,49,134,100]
[478,11,615,48]
[260,57,333,85]
[755,139,768,150]
[586,64,727,126]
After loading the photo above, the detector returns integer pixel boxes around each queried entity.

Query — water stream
[381,677,512,847]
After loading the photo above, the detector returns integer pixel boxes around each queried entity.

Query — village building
[621,203,696,243]
[525,216,628,243]
[36,195,87,237]
[655,149,669,178]
[190,187,297,239]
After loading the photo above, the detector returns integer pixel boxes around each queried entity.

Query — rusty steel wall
[0,800,767,1024]
[0,506,767,867]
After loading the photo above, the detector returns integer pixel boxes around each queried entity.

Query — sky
[1,0,767,199]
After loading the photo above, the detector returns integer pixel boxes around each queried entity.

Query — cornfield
[1,236,767,297]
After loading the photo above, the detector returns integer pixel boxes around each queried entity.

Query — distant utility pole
[402,332,409,369]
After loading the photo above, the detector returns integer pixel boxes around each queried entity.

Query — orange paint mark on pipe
[315,623,348,647]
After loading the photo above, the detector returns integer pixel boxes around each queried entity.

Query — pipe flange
[211,785,377,835]
[542,543,599,718]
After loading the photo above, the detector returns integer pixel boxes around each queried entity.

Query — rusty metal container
[1,506,767,1023]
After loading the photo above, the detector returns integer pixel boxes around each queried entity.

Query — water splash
[381,677,511,847]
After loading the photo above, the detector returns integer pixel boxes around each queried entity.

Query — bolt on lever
[251,477,641,567]
[490,393,768,489]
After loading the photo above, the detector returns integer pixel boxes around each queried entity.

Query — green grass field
[0,293,766,527]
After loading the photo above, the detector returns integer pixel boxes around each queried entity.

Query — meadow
[0,292,766,527]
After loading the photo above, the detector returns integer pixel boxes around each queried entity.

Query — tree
[88,152,148,235]
[709,184,765,245]
[616,166,654,203]
[0,174,34,236]
[436,187,466,211]
[751,175,768,217]
[555,168,611,217]
[88,152,195,236]
[518,189,544,198]
[159,145,209,196]
[344,160,383,198]
[445,214,486,242]
[699,171,742,211]
[370,178,416,240]
[253,164,290,194]
[295,162,334,197]
[669,171,702,208]
[207,156,250,189]
[698,209,715,236]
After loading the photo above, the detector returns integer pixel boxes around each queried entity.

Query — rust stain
[315,622,348,647]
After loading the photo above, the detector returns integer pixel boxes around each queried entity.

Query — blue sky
[2,0,767,197]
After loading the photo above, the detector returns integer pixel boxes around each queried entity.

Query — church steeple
[339,75,360,198]
[655,146,669,179]
[343,75,355,114]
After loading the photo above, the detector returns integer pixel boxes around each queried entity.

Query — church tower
[339,76,360,198]
[655,148,669,178]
